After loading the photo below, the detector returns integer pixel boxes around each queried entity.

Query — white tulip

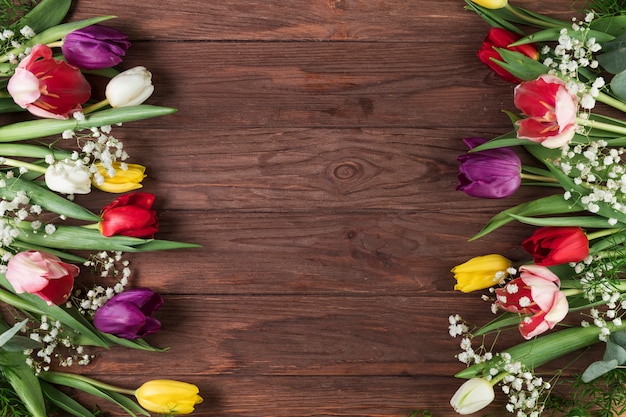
[105,66,154,107]
[450,378,495,415]
[45,159,92,194]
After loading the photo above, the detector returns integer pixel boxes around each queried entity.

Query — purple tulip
[456,137,521,199]
[62,25,131,70]
[93,288,163,340]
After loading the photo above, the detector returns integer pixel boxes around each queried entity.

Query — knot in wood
[329,160,364,183]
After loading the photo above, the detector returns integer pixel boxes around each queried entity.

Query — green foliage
[583,0,626,17]
[544,369,626,416]
[0,0,36,27]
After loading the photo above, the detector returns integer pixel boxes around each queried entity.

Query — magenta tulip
[93,288,163,340]
[62,25,131,70]
[5,250,79,306]
[456,137,521,198]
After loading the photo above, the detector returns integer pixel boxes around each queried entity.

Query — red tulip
[100,192,158,238]
[5,251,79,306]
[522,226,589,266]
[514,74,578,149]
[7,44,91,119]
[478,28,539,83]
[496,265,568,339]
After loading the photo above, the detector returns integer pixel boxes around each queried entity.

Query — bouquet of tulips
[0,1,202,416]
[448,0,626,415]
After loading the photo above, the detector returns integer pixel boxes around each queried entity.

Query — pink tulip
[514,74,578,149]
[495,264,568,339]
[5,250,79,305]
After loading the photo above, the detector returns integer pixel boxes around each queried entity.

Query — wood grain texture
[2,0,588,416]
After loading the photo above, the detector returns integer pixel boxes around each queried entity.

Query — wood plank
[105,211,536,295]
[104,42,520,130]
[69,127,549,212]
[68,0,574,42]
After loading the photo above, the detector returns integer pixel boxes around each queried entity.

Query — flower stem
[46,41,63,48]
[41,371,136,396]
[0,157,46,174]
[576,117,626,136]
[595,92,626,114]
[586,228,621,241]
[82,99,111,114]
[520,173,559,183]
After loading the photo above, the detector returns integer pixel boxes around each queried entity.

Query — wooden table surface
[5,0,586,416]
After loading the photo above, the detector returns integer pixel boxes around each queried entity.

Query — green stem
[520,173,559,183]
[577,117,626,136]
[46,41,63,48]
[562,288,584,297]
[504,4,563,28]
[82,99,110,114]
[42,371,136,396]
[81,223,100,230]
[0,157,46,174]
[586,228,621,241]
[595,92,626,114]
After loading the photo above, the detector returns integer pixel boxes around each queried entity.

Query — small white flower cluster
[570,255,625,341]
[74,251,131,316]
[23,315,93,375]
[62,116,130,185]
[0,25,35,64]
[497,352,550,417]
[542,13,604,110]
[449,315,496,366]
[559,140,626,218]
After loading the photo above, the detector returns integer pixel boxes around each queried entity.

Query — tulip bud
[62,25,131,70]
[450,378,495,415]
[92,162,147,193]
[135,380,203,415]
[451,254,511,293]
[45,159,92,194]
[105,66,154,107]
[470,0,507,9]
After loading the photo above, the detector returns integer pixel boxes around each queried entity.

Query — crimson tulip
[522,226,589,266]
[7,44,91,119]
[93,288,163,340]
[496,264,568,339]
[62,25,131,70]
[456,137,521,198]
[478,28,539,83]
[5,251,79,306]
[514,74,578,148]
[99,192,158,238]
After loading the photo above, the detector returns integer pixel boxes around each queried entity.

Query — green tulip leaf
[511,27,614,46]
[0,98,23,113]
[0,318,27,349]
[9,241,88,263]
[470,194,583,240]
[596,33,626,74]
[581,359,619,383]
[472,313,521,337]
[100,332,168,352]
[131,239,202,252]
[610,69,626,102]
[493,48,549,82]
[507,213,625,228]
[463,0,525,34]
[15,0,71,34]
[603,340,626,364]
[591,15,626,38]
[610,329,626,347]
[1,351,47,417]
[41,381,98,417]
[24,16,116,49]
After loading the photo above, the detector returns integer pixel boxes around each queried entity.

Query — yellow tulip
[451,254,511,293]
[135,380,203,415]
[92,162,146,193]
[470,0,508,9]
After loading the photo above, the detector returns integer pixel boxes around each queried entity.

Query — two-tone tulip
[92,162,147,193]
[6,250,79,306]
[7,44,91,119]
[135,380,203,415]
[451,254,511,293]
